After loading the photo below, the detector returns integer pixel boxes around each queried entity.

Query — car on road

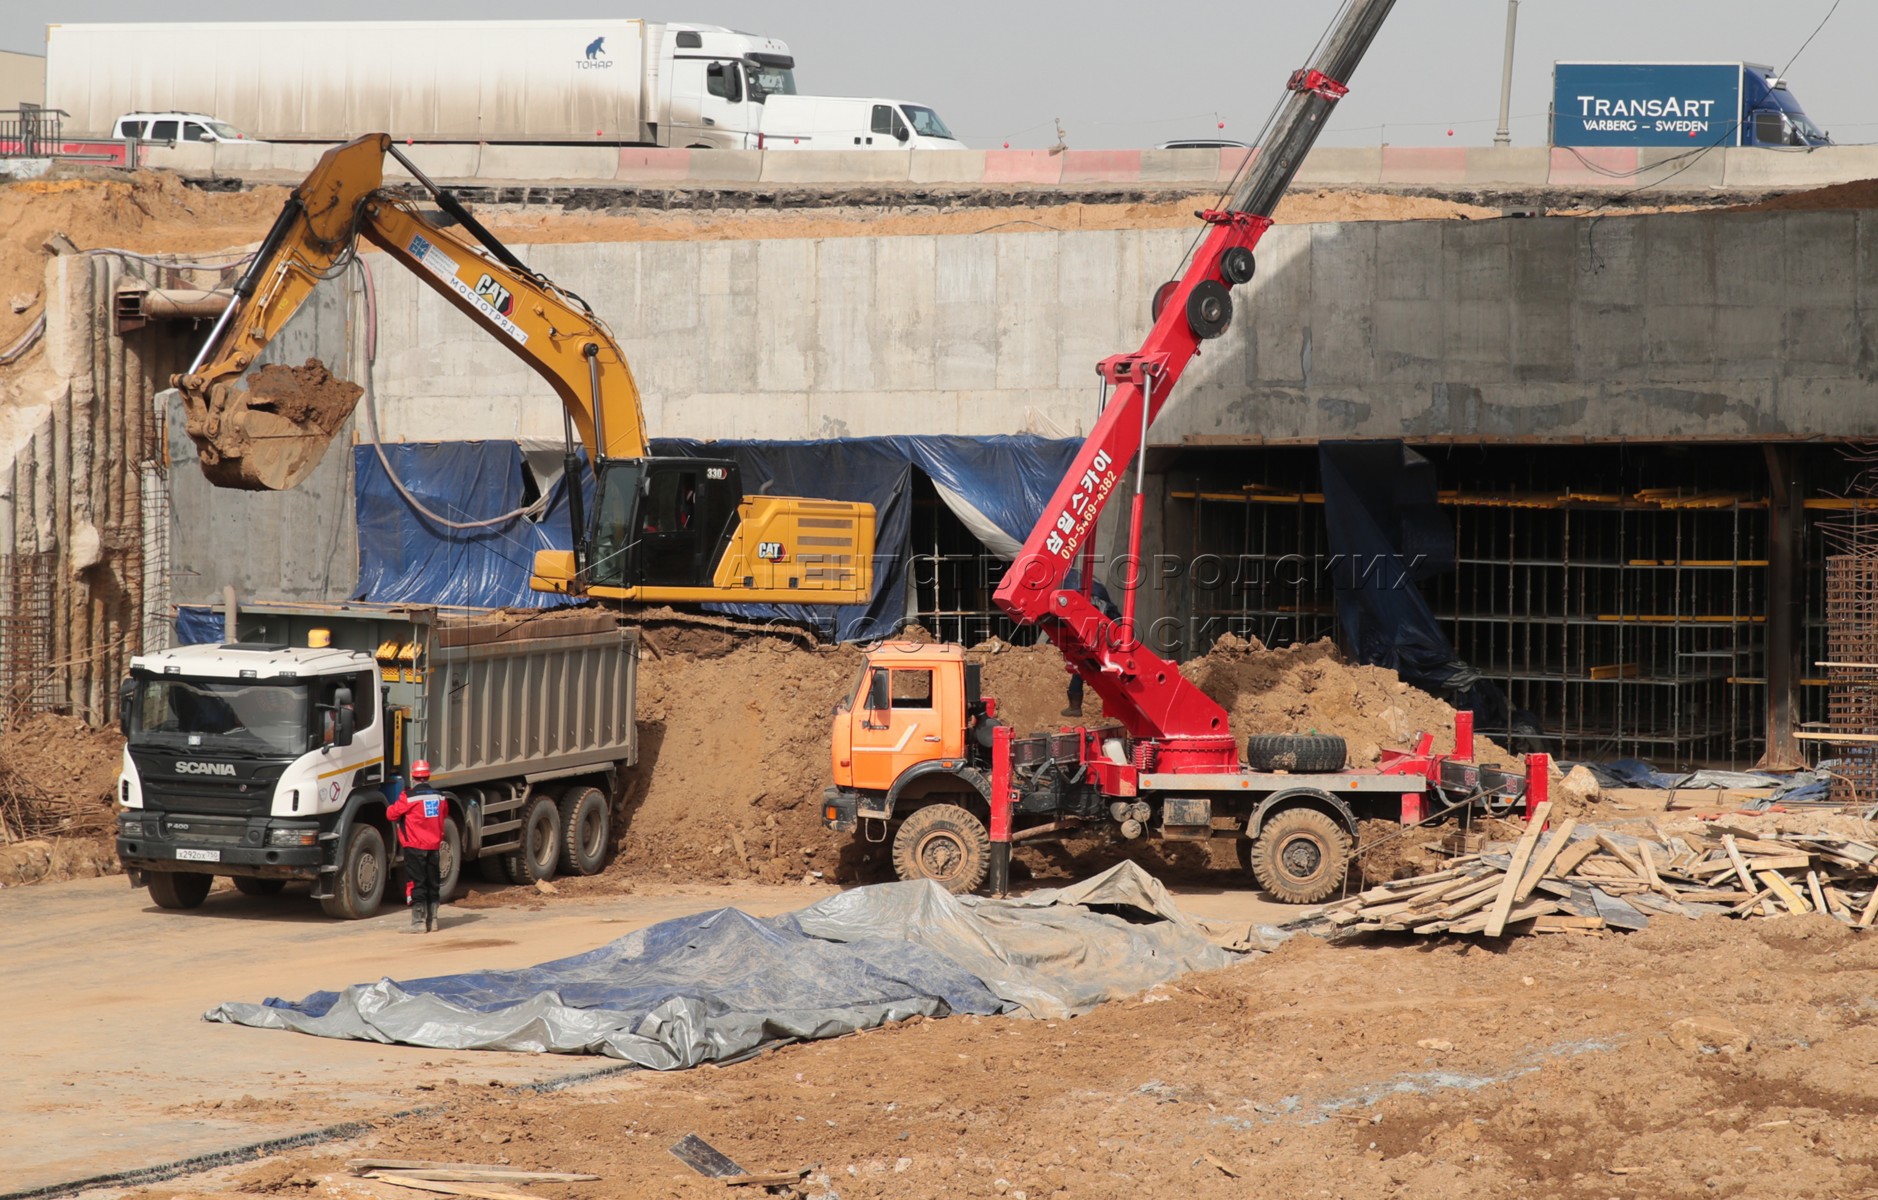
[111,111,257,144]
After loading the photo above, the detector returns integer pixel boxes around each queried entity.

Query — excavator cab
[585,458,742,591]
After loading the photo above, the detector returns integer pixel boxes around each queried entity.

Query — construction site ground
[11,789,1878,1200]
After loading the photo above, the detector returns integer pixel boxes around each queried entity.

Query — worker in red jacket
[387,760,447,934]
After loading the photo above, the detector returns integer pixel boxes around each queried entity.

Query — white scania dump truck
[114,603,637,918]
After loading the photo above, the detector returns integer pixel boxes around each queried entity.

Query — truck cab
[760,95,965,150]
[116,639,397,916]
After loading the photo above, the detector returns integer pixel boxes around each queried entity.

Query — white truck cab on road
[760,95,963,150]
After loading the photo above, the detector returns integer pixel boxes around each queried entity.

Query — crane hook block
[1220,246,1256,285]
[1185,280,1233,340]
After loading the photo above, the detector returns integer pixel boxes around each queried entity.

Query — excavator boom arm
[175,133,648,491]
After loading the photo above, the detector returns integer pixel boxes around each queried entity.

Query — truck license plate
[175,848,221,862]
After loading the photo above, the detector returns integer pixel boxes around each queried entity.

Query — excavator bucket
[179,358,363,491]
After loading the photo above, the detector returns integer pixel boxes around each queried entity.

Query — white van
[112,112,257,143]
[759,96,963,150]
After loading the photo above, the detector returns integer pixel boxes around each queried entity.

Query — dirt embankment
[0,713,125,886]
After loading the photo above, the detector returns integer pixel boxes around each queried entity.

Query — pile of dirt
[1733,176,1878,212]
[1183,633,1517,767]
[186,358,366,490]
[0,713,125,886]
[577,629,1528,895]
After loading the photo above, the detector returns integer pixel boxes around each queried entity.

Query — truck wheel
[891,804,991,895]
[1246,734,1348,773]
[232,877,286,896]
[1247,807,1352,904]
[558,785,611,876]
[438,819,463,902]
[502,795,562,885]
[319,823,388,920]
[147,870,212,910]
[474,856,510,885]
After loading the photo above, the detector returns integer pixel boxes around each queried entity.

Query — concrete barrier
[1058,149,1142,184]
[1546,145,1638,188]
[759,150,915,184]
[1465,146,1548,186]
[679,149,763,183]
[475,144,617,182]
[615,148,692,183]
[910,149,987,183]
[1293,147,1379,186]
[983,150,1062,185]
[1723,146,1878,190]
[115,139,1878,193]
[1380,147,1469,186]
[1638,145,1726,189]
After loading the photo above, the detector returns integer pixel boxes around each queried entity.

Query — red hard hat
[410,760,432,780]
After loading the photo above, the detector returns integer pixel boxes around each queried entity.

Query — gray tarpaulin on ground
[793,864,1242,1020]
[204,863,1241,1068]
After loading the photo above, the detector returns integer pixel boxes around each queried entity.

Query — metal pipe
[584,342,607,463]
[130,289,235,320]
[189,194,301,376]
[222,585,238,643]
[1493,0,1519,147]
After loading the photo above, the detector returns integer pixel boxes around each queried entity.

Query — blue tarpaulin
[352,441,588,611]
[1319,441,1516,732]
[339,436,1078,640]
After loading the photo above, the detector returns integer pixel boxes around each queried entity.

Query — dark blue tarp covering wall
[1318,440,1512,729]
[352,442,590,611]
[175,606,223,646]
[331,436,1077,641]
[652,436,1081,640]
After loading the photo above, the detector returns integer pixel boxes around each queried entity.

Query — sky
[6,1,1873,149]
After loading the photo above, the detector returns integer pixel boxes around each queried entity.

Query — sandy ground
[2,871,1299,1198]
[19,836,1876,1200]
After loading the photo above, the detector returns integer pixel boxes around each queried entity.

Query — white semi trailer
[46,19,797,148]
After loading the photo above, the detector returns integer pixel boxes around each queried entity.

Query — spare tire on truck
[1246,734,1347,773]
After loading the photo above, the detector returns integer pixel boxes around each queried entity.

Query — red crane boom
[991,0,1399,774]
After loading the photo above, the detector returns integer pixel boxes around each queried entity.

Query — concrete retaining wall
[363,206,1878,448]
[139,140,1878,192]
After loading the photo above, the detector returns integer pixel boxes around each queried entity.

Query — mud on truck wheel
[557,784,611,877]
[502,794,563,885]
[1246,807,1353,905]
[891,803,991,895]
[320,823,388,920]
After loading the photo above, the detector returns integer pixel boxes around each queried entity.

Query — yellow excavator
[173,133,874,607]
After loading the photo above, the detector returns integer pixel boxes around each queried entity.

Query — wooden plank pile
[1323,801,1878,937]
[347,1160,599,1200]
